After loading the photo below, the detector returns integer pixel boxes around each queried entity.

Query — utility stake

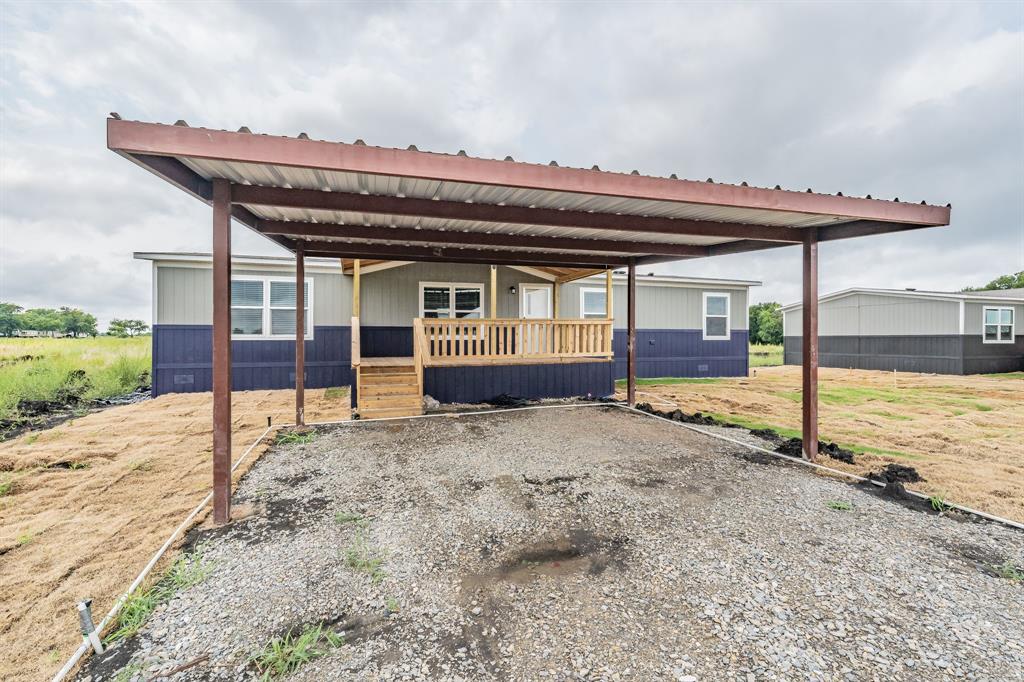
[267,416,272,428]
[78,599,104,655]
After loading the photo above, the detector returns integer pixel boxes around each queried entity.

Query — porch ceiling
[107,117,951,272]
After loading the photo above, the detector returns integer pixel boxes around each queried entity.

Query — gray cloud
[1,1,1021,326]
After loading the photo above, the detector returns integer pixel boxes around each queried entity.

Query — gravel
[80,404,1024,681]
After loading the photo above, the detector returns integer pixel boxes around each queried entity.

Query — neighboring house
[137,252,759,401]
[782,288,1024,375]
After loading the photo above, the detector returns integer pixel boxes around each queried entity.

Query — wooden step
[360,383,421,398]
[360,372,418,385]
[360,395,422,409]
[358,405,424,419]
[361,364,416,374]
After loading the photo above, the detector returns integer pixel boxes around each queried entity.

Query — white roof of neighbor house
[781,287,1024,310]
[134,252,761,288]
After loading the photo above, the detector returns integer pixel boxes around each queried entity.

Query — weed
[105,547,213,643]
[25,433,39,444]
[251,623,344,681]
[47,650,60,664]
[992,560,1023,582]
[345,532,386,584]
[68,461,89,470]
[275,429,317,445]
[929,495,950,513]
[128,459,153,472]
[0,478,13,497]
[334,511,366,526]
[385,596,400,613]
[112,662,146,682]
[17,532,33,545]
[826,500,852,511]
[324,387,348,400]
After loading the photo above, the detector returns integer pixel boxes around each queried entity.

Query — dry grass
[0,388,349,682]
[621,366,1024,523]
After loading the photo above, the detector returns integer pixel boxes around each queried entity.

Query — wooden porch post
[605,269,613,320]
[626,260,636,407]
[490,265,497,319]
[295,241,305,426]
[211,179,232,524]
[553,282,560,319]
[802,228,819,461]
[352,259,361,317]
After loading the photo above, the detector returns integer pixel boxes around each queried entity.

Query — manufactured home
[137,253,759,409]
[782,288,1023,374]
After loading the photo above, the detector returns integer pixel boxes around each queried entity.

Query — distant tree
[108,318,149,337]
[749,302,784,345]
[58,307,99,337]
[18,308,62,333]
[963,271,1024,291]
[0,303,22,336]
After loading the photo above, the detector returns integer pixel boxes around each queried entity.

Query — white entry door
[520,284,553,318]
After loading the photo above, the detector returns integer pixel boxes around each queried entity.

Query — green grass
[929,495,950,513]
[868,410,914,422]
[275,429,317,445]
[0,337,150,421]
[826,500,852,511]
[843,444,919,460]
[992,560,1023,582]
[251,623,344,681]
[105,546,213,643]
[324,386,348,400]
[344,532,386,584]
[707,413,802,440]
[749,343,783,367]
[615,377,721,387]
[982,372,1024,379]
[334,511,366,526]
[0,477,12,497]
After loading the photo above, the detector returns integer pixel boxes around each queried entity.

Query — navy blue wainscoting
[151,325,351,396]
[423,361,615,404]
[612,329,749,379]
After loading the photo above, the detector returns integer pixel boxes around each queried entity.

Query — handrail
[351,316,360,368]
[416,318,613,366]
[412,318,426,396]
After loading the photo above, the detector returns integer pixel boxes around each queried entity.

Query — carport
[106,116,951,523]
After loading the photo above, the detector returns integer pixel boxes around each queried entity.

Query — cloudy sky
[1,1,1022,327]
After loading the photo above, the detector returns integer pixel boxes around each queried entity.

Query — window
[983,307,1014,343]
[520,284,552,318]
[580,287,607,319]
[420,282,484,318]
[231,276,312,339]
[703,292,730,340]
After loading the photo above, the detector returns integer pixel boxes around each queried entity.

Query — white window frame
[579,287,607,319]
[418,281,486,319]
[703,291,731,341]
[231,275,314,340]
[982,306,1015,344]
[519,283,553,318]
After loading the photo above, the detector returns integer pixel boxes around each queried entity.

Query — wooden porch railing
[415,318,614,366]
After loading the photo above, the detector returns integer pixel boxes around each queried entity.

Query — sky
[1,1,1022,328]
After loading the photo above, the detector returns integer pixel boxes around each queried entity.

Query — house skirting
[152,325,750,398]
[783,335,1024,375]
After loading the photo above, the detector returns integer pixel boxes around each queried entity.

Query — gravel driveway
[81,405,1024,681]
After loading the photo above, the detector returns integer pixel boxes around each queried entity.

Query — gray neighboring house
[782,288,1024,375]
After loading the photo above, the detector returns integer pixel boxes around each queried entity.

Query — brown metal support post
[295,241,305,426]
[211,179,232,524]
[626,259,636,407]
[802,228,819,461]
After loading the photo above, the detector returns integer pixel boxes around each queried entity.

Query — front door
[520,284,553,318]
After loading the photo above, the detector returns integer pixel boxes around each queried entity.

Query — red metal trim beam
[301,241,629,268]
[234,185,806,243]
[801,228,819,461]
[295,241,305,427]
[259,220,710,258]
[211,179,232,524]
[107,119,951,227]
[627,260,637,407]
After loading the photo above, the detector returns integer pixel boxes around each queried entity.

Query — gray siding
[785,293,960,336]
[359,263,548,325]
[560,281,747,331]
[964,301,1024,335]
[156,266,346,326]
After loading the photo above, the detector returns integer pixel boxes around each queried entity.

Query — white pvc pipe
[51,424,275,682]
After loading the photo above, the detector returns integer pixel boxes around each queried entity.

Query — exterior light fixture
[508,285,517,295]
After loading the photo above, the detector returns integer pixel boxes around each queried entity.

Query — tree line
[0,303,149,338]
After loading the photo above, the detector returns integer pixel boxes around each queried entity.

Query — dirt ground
[0,388,349,682]
[620,366,1024,523]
